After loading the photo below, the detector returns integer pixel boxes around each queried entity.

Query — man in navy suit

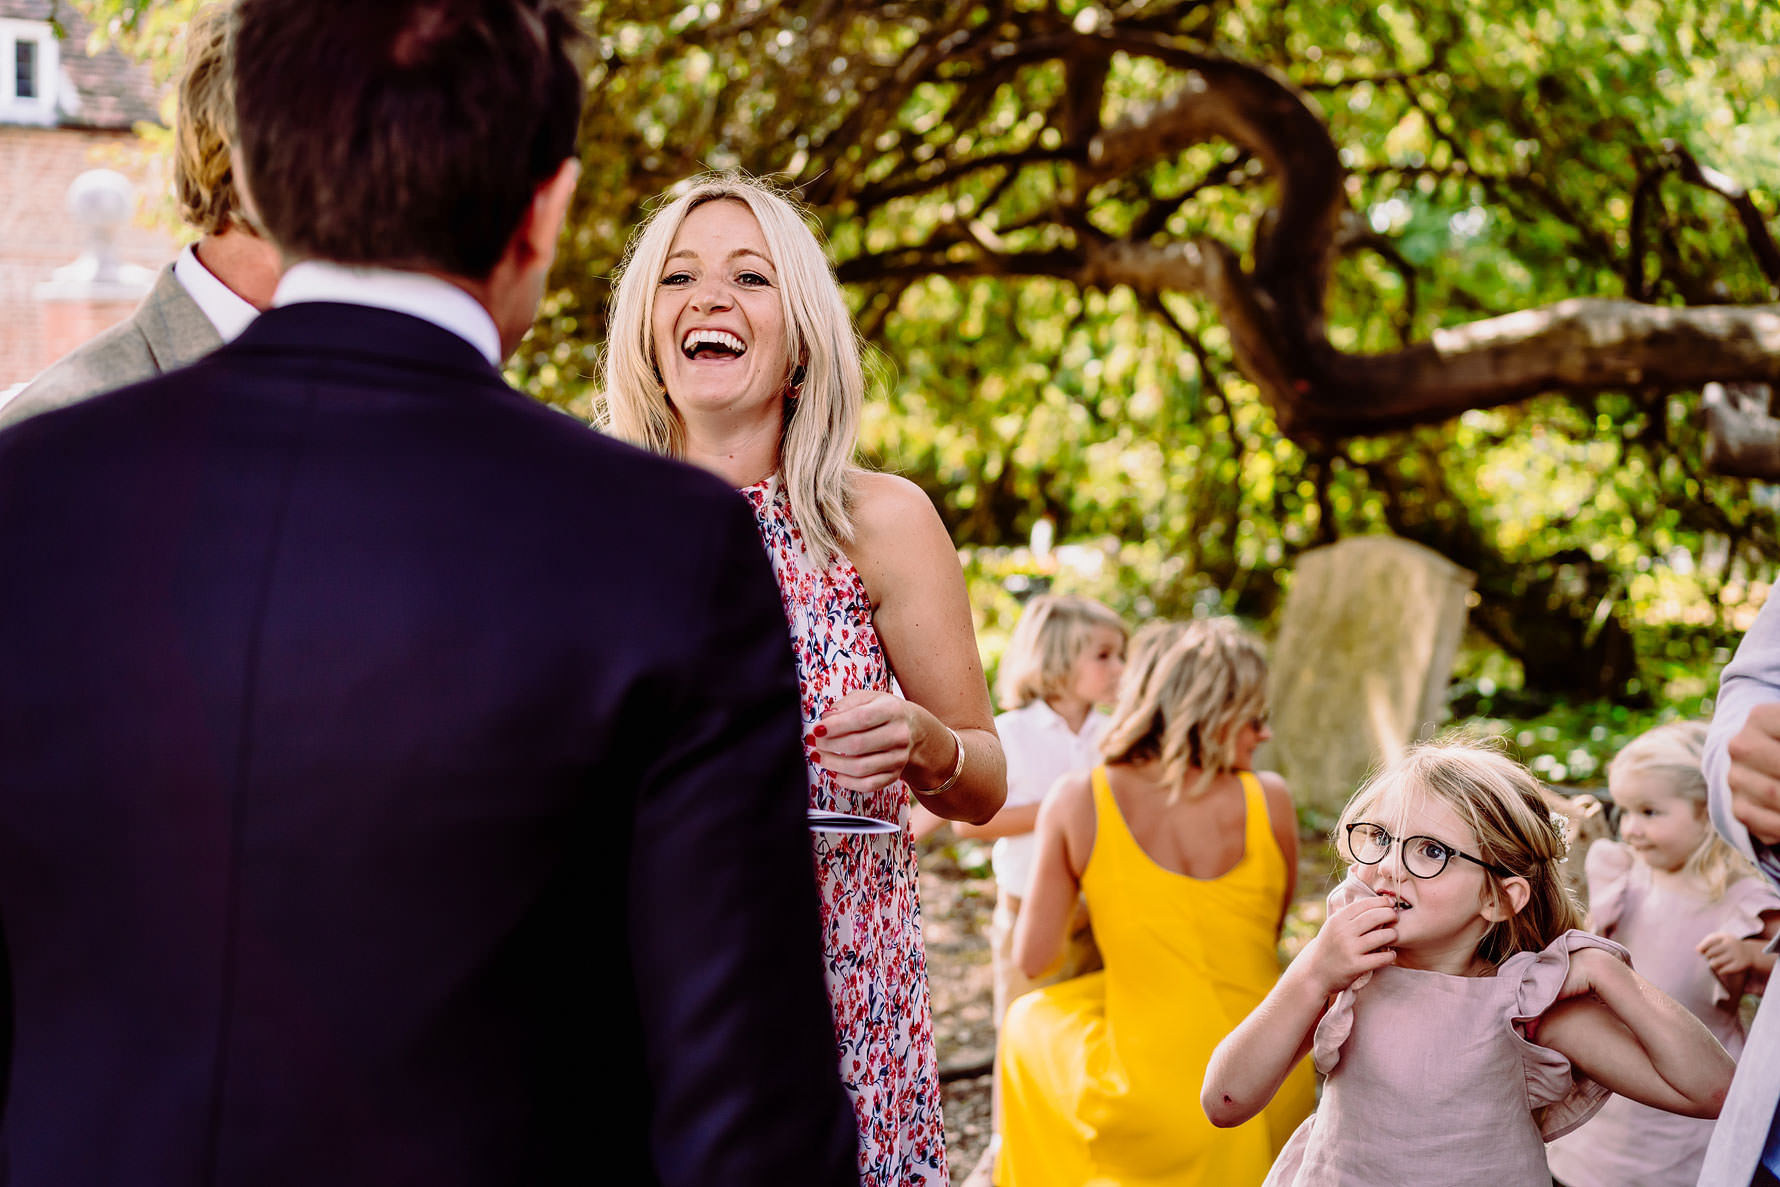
[0,2,857,1184]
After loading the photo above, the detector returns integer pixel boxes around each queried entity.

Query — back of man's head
[174,4,247,237]
[232,0,584,280]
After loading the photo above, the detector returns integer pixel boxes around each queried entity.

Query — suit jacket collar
[138,263,225,374]
[222,302,508,387]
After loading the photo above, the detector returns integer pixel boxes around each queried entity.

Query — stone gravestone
[1258,536,1475,821]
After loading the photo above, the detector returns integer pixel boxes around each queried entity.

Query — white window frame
[0,19,59,126]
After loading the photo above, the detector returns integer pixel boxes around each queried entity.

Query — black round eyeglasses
[1344,822,1513,879]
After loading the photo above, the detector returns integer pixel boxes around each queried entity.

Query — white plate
[807,809,900,834]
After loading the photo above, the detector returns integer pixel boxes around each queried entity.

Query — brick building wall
[0,125,177,389]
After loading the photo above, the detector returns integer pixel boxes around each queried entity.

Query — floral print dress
[742,475,947,1186]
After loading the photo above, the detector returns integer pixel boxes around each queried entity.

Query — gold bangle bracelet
[911,725,966,796]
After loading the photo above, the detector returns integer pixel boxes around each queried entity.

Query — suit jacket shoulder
[0,263,222,431]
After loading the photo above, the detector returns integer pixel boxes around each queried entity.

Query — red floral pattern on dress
[742,475,947,1187]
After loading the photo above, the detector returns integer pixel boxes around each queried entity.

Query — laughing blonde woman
[602,172,1006,1186]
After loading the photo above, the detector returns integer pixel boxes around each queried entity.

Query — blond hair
[1099,617,1268,801]
[601,172,863,567]
[175,5,248,236]
[996,595,1127,711]
[1336,739,1584,966]
[1609,720,1755,900]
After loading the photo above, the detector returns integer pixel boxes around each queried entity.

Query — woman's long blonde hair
[600,172,863,566]
[1099,617,1269,801]
[1336,739,1584,965]
[1610,721,1755,900]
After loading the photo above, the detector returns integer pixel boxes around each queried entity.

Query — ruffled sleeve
[1504,929,1632,1140]
[1708,874,1780,1007]
[1582,839,1634,935]
[1309,876,1374,1076]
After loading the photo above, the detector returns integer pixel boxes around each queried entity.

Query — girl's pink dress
[1265,878,1627,1187]
[742,475,946,1187]
[1545,841,1780,1186]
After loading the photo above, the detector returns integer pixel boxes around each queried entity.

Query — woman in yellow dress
[997,618,1316,1186]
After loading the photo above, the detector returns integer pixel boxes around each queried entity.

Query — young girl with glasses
[1203,739,1735,1186]
[1545,722,1780,1186]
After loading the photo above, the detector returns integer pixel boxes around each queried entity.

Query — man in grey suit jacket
[2,4,277,430]
[1702,595,1780,1187]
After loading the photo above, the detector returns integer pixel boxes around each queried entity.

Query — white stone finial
[36,168,155,300]
[66,168,137,231]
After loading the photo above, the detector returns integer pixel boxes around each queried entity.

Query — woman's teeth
[682,329,745,358]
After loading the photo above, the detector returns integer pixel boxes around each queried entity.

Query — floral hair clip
[1548,811,1572,859]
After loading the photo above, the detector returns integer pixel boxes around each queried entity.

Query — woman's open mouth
[682,329,746,360]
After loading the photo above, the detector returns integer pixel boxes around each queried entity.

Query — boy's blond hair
[996,595,1126,711]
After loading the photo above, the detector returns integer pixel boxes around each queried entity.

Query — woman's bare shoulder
[849,470,943,536]
[1254,769,1294,803]
[845,471,954,597]
[1040,768,1100,866]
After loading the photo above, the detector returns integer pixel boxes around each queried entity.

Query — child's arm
[954,800,1042,842]
[1202,892,1400,1128]
[908,802,949,843]
[1697,908,1780,999]
[1011,773,1093,979]
[1536,948,1734,1119]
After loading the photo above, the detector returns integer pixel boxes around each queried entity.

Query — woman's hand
[1697,931,1755,980]
[1299,895,1399,997]
[809,689,919,793]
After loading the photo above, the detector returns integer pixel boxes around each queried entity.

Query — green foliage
[1468,696,1718,788]
[80,0,1780,700]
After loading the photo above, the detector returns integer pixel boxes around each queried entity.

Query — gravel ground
[918,840,997,1184]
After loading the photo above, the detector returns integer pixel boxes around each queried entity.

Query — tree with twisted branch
[71,0,1780,697]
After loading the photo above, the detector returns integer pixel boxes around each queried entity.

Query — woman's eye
[659,271,692,286]
[736,271,771,286]
[1418,840,1451,861]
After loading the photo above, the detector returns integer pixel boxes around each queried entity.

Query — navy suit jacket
[0,303,857,1186]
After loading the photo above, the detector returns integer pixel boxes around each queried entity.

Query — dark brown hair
[232,0,584,278]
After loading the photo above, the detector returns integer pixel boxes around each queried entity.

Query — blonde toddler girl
[1546,722,1780,1186]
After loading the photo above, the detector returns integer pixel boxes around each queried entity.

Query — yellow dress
[997,767,1316,1187]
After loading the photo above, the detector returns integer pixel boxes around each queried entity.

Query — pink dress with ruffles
[1265,878,1628,1187]
[1544,841,1780,1187]
[740,475,946,1187]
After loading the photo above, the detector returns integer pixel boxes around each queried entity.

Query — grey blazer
[1,263,222,431]
[1702,589,1780,1186]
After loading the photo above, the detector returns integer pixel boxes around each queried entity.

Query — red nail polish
[812,724,827,737]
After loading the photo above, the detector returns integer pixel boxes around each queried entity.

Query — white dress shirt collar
[273,261,503,366]
[1023,697,1104,741]
[172,243,259,344]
